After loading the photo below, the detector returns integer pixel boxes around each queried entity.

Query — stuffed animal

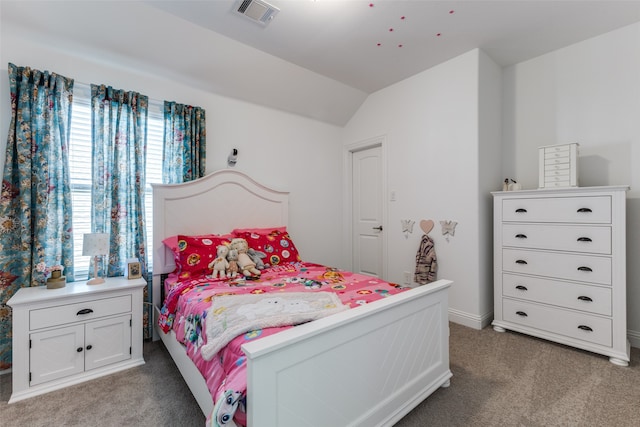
[230,237,261,277]
[226,249,239,279]
[247,248,267,270]
[209,245,229,279]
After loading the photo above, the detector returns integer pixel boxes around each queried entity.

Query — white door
[352,146,384,277]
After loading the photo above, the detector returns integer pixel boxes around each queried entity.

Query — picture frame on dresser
[491,185,630,366]
[127,261,142,279]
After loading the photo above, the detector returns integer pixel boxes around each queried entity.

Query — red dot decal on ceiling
[437,33,442,37]
[401,16,405,20]
[389,28,394,32]
[450,10,455,14]
[369,3,374,7]
[377,43,381,46]
[398,44,403,48]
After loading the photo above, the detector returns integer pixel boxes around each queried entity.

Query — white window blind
[69,83,163,279]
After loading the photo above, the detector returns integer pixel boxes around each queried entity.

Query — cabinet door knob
[515,234,527,239]
[77,308,94,315]
[516,311,528,317]
[577,208,593,213]
[86,345,92,350]
[77,347,83,353]
[515,260,528,265]
[577,237,592,242]
[577,296,593,302]
[578,325,593,332]
[515,285,528,291]
[577,266,593,272]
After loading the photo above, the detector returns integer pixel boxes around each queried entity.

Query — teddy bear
[226,248,240,279]
[230,237,261,277]
[208,245,229,279]
[247,248,267,270]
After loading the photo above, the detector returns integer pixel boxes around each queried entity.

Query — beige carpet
[1,323,638,426]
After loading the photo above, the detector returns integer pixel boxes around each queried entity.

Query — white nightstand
[7,276,147,403]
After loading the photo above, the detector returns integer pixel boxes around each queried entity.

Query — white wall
[343,49,502,329]
[0,19,344,268]
[503,22,640,346]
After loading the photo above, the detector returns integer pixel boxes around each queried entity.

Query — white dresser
[7,276,147,402]
[492,186,630,366]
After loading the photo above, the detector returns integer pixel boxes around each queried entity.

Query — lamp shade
[82,233,110,257]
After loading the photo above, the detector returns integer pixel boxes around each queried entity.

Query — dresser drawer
[544,163,571,172]
[502,196,611,223]
[502,224,611,254]
[30,295,132,330]
[542,180,573,188]
[503,299,612,347]
[544,144,571,155]
[502,249,611,285]
[502,273,612,316]
[544,169,571,179]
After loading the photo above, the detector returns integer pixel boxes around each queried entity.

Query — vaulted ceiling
[3,1,640,125]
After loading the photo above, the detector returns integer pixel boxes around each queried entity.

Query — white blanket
[200,292,348,361]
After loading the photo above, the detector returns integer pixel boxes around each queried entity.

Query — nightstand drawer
[502,196,611,223]
[502,224,611,254]
[30,295,132,330]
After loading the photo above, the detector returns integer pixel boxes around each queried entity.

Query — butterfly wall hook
[440,220,458,242]
[401,219,415,238]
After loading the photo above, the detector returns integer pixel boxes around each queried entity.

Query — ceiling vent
[236,0,280,26]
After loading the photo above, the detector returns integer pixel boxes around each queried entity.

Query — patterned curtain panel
[163,101,206,183]
[0,63,74,369]
[90,85,149,278]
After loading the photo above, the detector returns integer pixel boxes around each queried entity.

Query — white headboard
[152,169,289,278]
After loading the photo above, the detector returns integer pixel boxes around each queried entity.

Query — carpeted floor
[1,323,638,426]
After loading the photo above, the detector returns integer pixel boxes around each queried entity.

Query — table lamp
[83,233,109,285]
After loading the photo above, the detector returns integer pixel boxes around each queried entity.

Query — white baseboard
[448,308,492,330]
[628,329,640,349]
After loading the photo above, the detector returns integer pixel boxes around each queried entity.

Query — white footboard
[243,279,452,427]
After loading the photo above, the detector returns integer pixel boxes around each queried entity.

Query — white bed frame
[152,169,452,426]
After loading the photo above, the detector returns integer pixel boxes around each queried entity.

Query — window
[69,84,163,279]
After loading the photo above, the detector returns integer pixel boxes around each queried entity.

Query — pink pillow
[162,235,181,253]
[233,229,301,266]
[169,234,233,277]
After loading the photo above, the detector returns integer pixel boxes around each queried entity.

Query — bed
[152,169,452,426]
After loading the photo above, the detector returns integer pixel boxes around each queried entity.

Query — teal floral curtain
[90,84,148,278]
[163,101,206,183]
[0,63,74,369]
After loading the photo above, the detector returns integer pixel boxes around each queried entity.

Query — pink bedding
[158,261,406,426]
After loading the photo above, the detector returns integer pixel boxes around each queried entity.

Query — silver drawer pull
[577,237,592,242]
[577,266,593,272]
[516,311,528,317]
[515,285,528,291]
[515,234,527,239]
[578,325,593,332]
[515,260,528,265]
[515,208,527,213]
[577,208,593,213]
[577,296,593,302]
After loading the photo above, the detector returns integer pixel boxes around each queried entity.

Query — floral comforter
[158,261,406,426]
